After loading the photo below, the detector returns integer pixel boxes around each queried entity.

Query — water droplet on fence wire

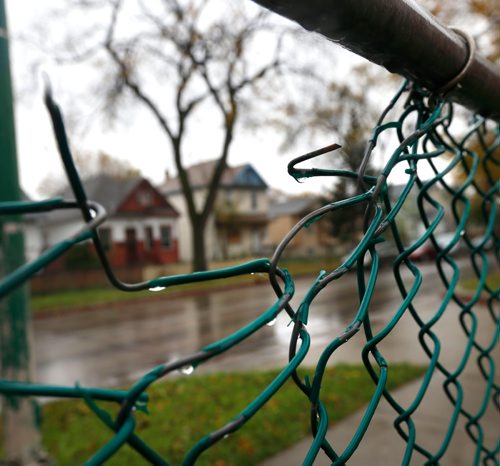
[179,365,194,375]
[149,286,166,292]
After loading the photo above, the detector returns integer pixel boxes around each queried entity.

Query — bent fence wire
[0,78,499,463]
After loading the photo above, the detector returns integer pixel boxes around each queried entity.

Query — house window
[41,229,49,251]
[160,225,172,248]
[251,191,258,209]
[144,226,154,251]
[99,227,112,250]
[225,189,233,207]
[227,228,241,244]
[137,190,153,206]
[125,228,138,264]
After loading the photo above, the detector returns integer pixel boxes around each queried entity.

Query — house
[18,190,47,264]
[34,174,179,269]
[160,160,269,262]
[266,195,335,258]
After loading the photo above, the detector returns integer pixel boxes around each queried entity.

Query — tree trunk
[191,216,208,272]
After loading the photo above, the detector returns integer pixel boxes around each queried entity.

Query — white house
[160,160,270,262]
[24,174,180,269]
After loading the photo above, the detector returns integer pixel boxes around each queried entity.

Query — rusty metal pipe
[252,0,500,120]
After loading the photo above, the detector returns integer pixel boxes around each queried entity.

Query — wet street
[33,258,498,389]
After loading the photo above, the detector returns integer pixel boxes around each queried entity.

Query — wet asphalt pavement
[33,258,495,390]
[31,258,500,464]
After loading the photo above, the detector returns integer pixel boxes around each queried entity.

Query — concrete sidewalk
[260,370,499,465]
[259,300,500,465]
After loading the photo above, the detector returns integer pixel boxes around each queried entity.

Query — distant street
[33,258,496,389]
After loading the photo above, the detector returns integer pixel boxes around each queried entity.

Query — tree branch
[104,0,201,226]
[104,0,176,142]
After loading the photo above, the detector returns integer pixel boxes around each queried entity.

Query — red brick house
[36,174,180,269]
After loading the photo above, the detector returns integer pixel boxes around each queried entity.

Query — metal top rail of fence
[251,0,500,121]
[1,0,499,465]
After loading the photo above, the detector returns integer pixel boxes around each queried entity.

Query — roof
[70,175,142,214]
[19,190,42,224]
[21,189,32,202]
[47,174,177,222]
[269,197,320,219]
[161,160,268,194]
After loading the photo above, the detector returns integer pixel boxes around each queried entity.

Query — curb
[31,277,272,320]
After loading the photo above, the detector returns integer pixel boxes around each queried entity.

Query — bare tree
[273,64,387,245]
[37,150,141,197]
[41,0,283,271]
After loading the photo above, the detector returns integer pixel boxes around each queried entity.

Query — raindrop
[267,318,277,327]
[251,272,255,275]
[149,286,165,292]
[223,434,229,440]
[180,365,194,375]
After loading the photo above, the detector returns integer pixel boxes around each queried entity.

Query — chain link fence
[0,76,498,464]
[1,0,499,461]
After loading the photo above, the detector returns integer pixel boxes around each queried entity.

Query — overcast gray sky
[5,0,388,200]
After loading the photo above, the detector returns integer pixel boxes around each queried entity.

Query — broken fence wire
[0,79,498,464]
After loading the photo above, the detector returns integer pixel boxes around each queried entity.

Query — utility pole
[0,1,43,464]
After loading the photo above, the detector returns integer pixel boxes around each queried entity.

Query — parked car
[342,240,399,268]
[409,232,464,261]
[373,240,400,266]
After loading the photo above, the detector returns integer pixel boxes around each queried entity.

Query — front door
[125,228,138,264]
[251,228,261,255]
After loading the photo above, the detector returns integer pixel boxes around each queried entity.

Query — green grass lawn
[459,270,500,292]
[30,274,270,315]
[40,363,425,465]
[30,258,340,316]
[30,261,499,317]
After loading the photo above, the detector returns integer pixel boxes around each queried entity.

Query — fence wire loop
[434,27,477,97]
[0,74,498,465]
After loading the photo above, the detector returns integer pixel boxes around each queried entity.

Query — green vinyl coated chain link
[0,79,498,464]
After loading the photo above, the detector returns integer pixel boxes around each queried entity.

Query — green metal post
[0,1,42,464]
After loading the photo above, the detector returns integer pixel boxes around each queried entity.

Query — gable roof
[161,160,268,194]
[76,175,142,215]
[269,196,320,219]
[48,174,177,222]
